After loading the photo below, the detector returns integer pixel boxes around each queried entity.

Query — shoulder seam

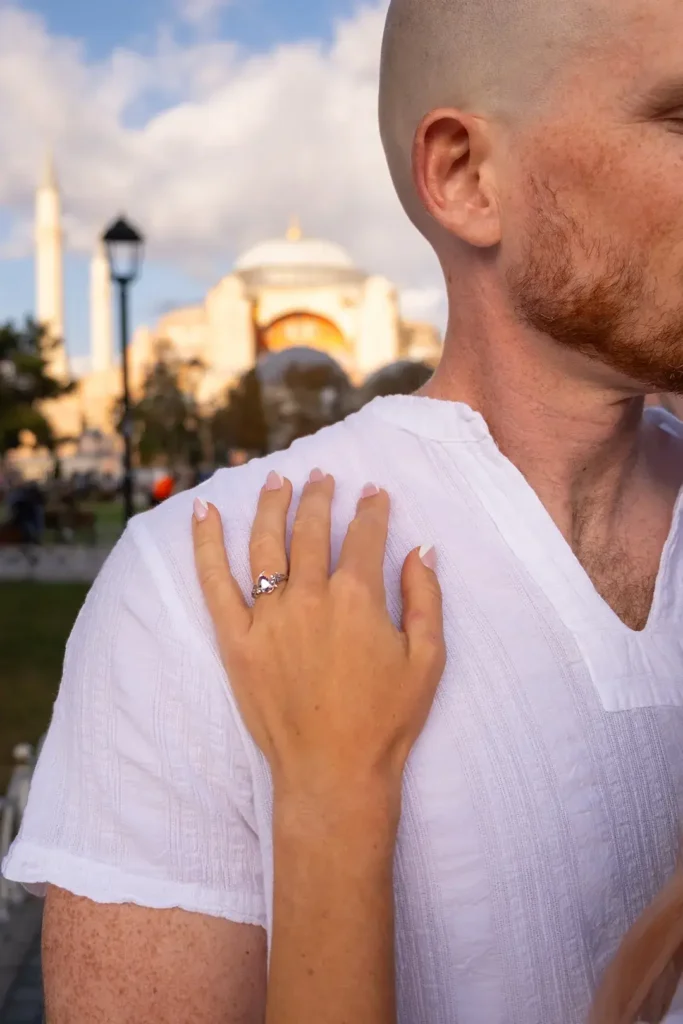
[125,516,260,766]
[126,517,201,647]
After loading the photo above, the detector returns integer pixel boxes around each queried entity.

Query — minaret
[35,152,67,379]
[90,239,113,374]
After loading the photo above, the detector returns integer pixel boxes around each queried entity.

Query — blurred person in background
[9,479,45,546]
[4,0,683,1023]
[149,470,175,508]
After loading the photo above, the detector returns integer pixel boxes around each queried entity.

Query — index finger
[192,498,252,639]
[334,484,390,599]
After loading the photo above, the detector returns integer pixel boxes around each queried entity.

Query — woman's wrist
[273,774,403,851]
[269,775,400,1024]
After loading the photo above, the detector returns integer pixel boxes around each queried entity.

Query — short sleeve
[1,523,266,927]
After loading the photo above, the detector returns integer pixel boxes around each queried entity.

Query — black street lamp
[102,216,144,525]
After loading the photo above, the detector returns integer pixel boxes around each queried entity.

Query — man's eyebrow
[631,77,683,116]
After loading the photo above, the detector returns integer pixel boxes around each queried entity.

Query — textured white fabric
[4,394,683,1024]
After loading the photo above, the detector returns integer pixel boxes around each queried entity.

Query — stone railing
[0,739,43,923]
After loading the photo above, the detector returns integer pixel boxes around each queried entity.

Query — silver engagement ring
[252,571,289,600]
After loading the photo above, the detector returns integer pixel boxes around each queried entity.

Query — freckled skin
[42,886,268,1024]
[41,2,683,1021]
[498,5,683,395]
[482,2,683,629]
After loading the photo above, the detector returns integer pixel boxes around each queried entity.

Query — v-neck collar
[455,431,683,638]
[366,398,682,634]
[366,395,683,710]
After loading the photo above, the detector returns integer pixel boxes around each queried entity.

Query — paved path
[0,545,111,583]
[0,899,43,1023]
[0,931,43,1023]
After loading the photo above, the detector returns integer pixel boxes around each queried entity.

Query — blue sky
[22,0,361,59]
[0,0,443,371]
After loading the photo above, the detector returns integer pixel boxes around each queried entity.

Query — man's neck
[421,315,652,542]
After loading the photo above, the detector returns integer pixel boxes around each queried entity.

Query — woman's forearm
[192,484,444,1021]
[267,782,401,1024]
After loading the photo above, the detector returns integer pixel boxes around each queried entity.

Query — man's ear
[412,108,502,249]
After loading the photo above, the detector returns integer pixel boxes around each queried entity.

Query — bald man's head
[379,0,609,231]
[379,0,683,393]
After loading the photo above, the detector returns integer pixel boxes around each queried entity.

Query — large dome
[234,219,363,288]
[235,237,354,273]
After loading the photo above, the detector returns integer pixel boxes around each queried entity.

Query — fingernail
[266,471,284,491]
[309,468,325,483]
[193,497,209,522]
[361,482,380,498]
[419,544,437,571]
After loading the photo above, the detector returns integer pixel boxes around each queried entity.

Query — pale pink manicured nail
[361,483,380,498]
[266,471,284,491]
[193,497,209,522]
[419,544,437,571]
[309,468,325,483]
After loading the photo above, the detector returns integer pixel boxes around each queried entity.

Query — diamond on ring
[252,571,289,600]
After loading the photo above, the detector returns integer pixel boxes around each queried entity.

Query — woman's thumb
[400,546,445,668]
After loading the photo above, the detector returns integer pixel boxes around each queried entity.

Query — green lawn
[92,499,124,545]
[0,582,89,792]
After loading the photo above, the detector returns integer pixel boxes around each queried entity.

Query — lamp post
[102,216,144,525]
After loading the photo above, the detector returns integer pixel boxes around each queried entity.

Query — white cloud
[400,287,447,328]
[0,2,443,323]
[175,0,232,29]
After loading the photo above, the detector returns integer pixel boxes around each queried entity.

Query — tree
[231,347,351,453]
[0,318,74,457]
[274,353,353,447]
[210,367,269,460]
[359,360,434,404]
[130,342,204,469]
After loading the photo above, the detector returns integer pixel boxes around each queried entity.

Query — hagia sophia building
[34,156,442,447]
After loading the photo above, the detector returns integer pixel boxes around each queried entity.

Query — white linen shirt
[4,395,683,1024]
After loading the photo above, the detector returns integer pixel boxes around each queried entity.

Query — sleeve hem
[1,840,267,928]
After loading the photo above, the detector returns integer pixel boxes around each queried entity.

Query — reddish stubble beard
[506,174,683,395]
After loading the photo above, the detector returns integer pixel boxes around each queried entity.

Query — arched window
[260,312,348,357]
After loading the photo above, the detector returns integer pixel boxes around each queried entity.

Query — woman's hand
[192,468,445,1024]
[192,468,445,807]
